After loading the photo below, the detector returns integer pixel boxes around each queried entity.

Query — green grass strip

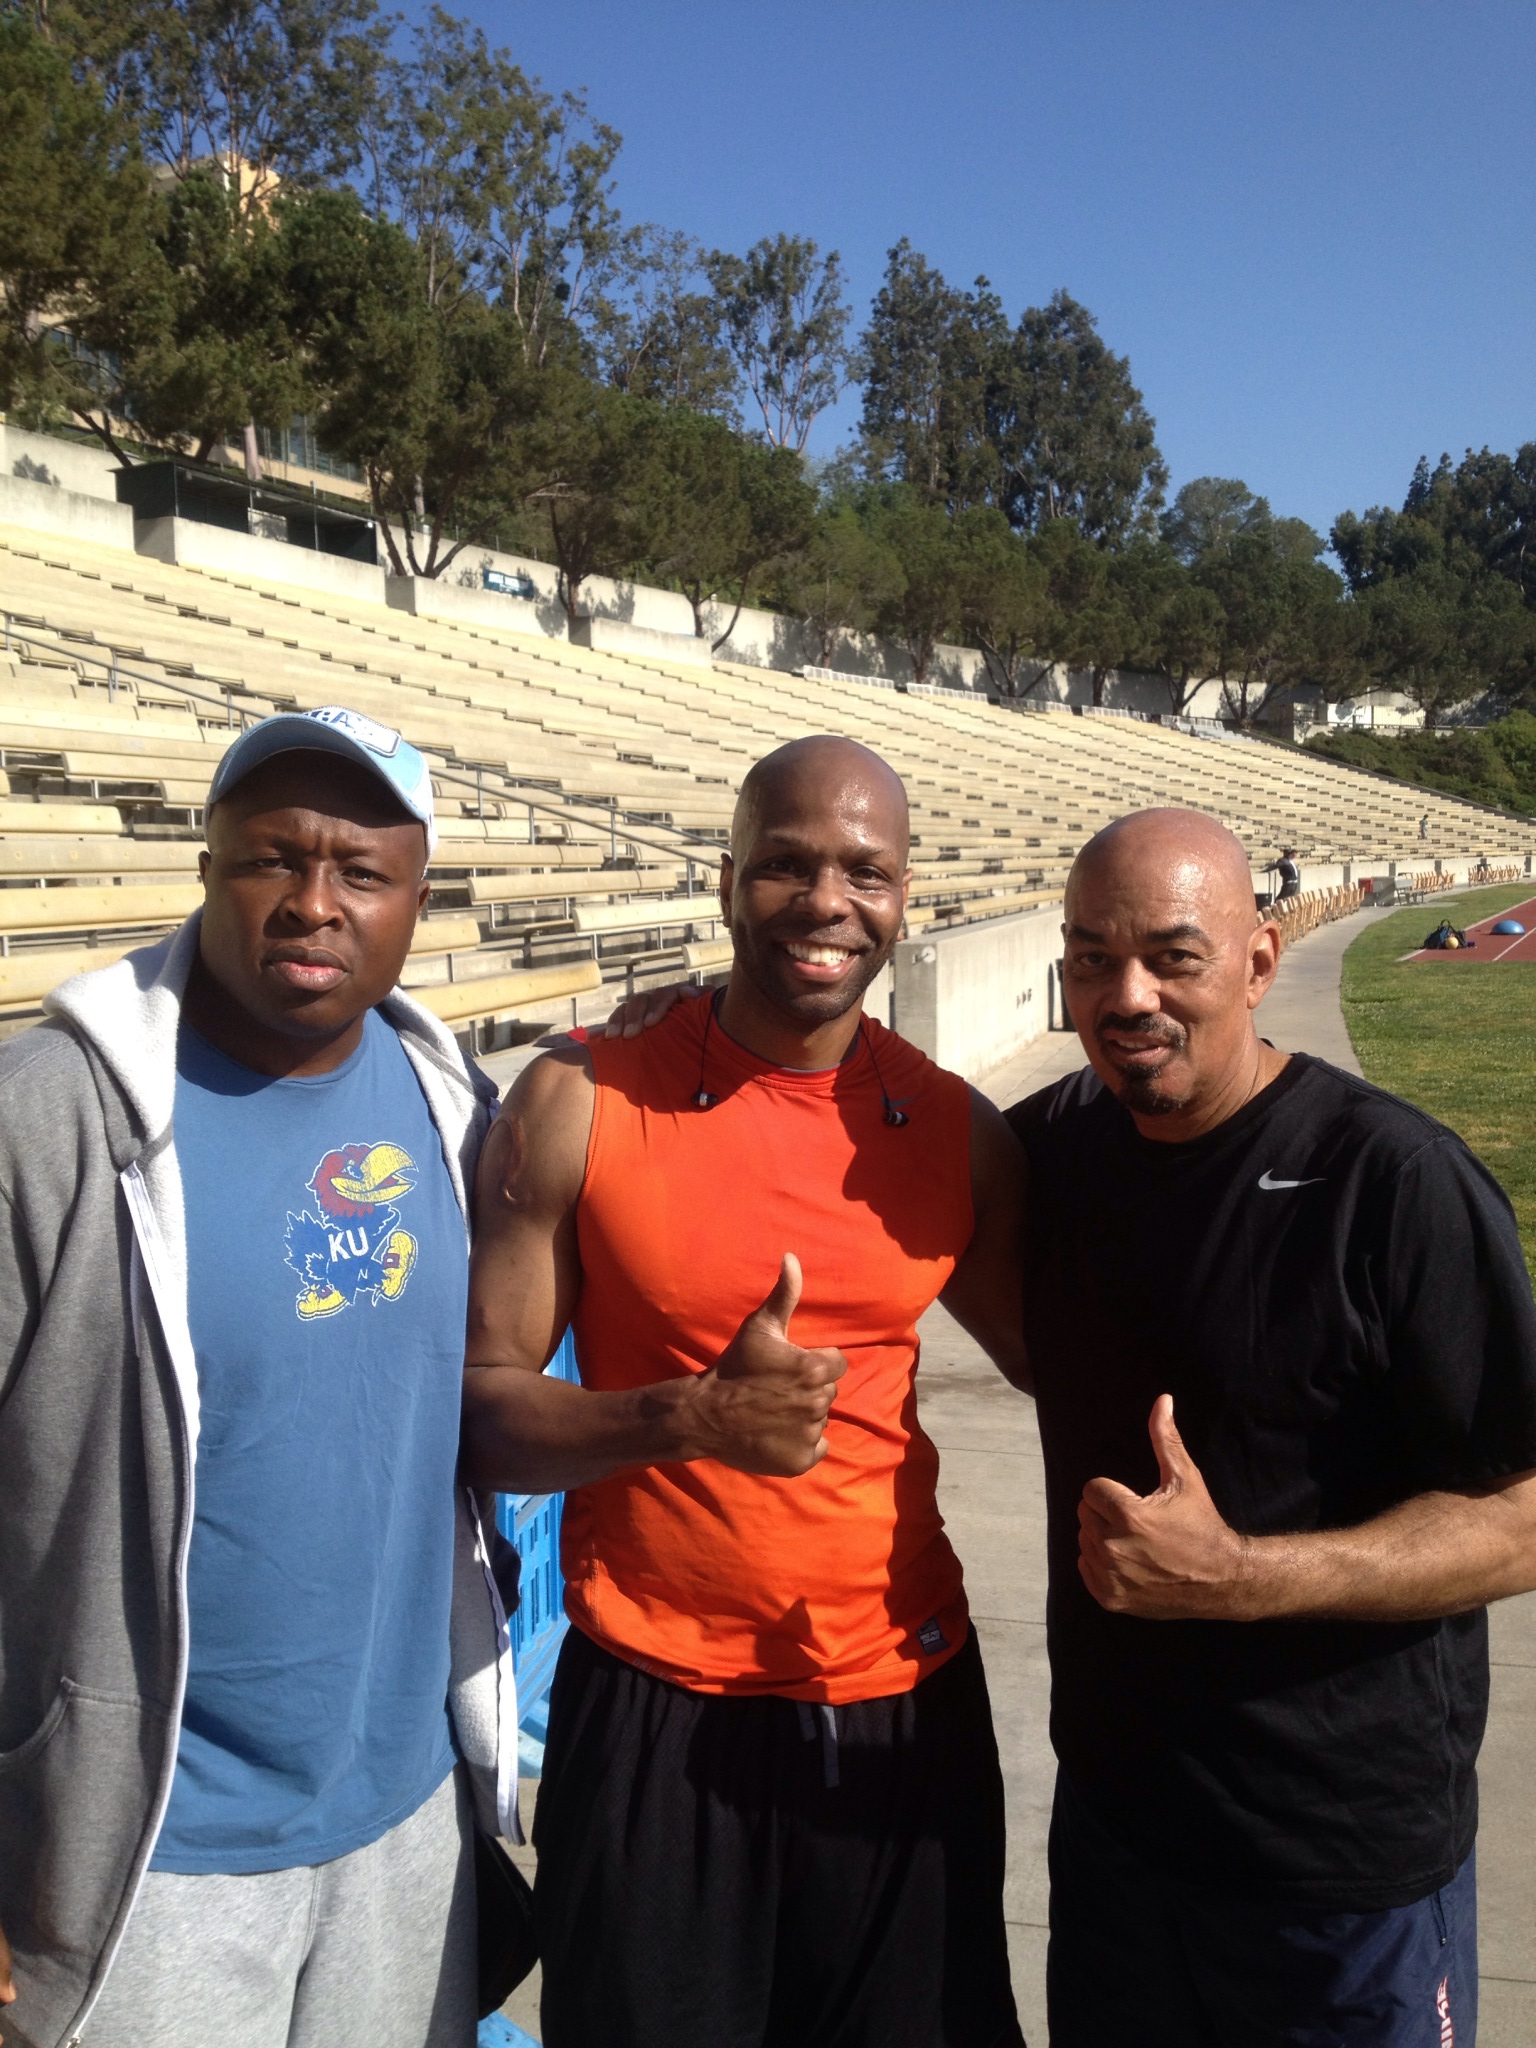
[1341,886,1536,1272]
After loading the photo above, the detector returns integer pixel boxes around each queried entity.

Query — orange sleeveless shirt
[564,999,975,1703]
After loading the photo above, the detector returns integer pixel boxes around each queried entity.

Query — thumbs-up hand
[682,1254,848,1477]
[1077,1396,1251,1619]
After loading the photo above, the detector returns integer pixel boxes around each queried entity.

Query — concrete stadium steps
[412,960,603,1029]
[0,907,493,1015]
[2,513,1534,1047]
[13,519,1501,873]
[464,866,683,906]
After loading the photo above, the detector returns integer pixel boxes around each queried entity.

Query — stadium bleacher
[1,510,1533,1046]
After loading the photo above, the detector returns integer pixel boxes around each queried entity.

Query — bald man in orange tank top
[464,736,1030,2048]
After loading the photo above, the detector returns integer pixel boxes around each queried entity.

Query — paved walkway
[921,903,1536,2043]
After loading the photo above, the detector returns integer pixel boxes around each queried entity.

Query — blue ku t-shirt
[152,1010,468,1874]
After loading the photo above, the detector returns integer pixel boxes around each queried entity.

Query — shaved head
[731,736,910,865]
[1062,807,1286,1140]
[1067,809,1258,944]
[717,734,912,1066]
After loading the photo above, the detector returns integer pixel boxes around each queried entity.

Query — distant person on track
[0,708,510,2048]
[463,735,1029,2048]
[1010,806,1536,2047]
[1264,844,1302,899]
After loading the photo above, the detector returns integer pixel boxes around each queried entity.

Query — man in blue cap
[0,708,510,2048]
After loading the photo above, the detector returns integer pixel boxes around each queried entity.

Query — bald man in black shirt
[1011,808,1536,2048]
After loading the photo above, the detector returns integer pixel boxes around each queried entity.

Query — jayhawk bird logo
[284,1141,420,1321]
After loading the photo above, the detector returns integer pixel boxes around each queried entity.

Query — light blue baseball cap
[206,705,437,857]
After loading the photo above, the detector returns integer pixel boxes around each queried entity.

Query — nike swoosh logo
[1258,1170,1327,1191]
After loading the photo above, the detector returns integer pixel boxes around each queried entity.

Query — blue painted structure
[478,2012,541,2048]
[480,1335,578,2048]
[497,1330,578,1742]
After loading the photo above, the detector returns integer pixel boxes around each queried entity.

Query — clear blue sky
[449,0,1534,542]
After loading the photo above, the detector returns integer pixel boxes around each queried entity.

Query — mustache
[1096,1012,1188,1051]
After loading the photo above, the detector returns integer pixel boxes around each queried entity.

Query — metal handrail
[2,612,262,727]
[0,609,728,878]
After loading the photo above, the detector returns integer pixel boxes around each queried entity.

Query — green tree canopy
[1332,445,1536,716]
[291,186,556,577]
[858,239,1004,505]
[951,506,1048,696]
[771,497,904,668]
[861,483,962,686]
[639,410,813,644]
[1159,476,1272,566]
[703,233,852,452]
[987,290,1168,543]
[527,380,660,617]
[1196,517,1355,726]
[1027,518,1133,705]
[0,14,161,454]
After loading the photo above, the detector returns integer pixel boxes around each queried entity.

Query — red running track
[1408,894,1536,963]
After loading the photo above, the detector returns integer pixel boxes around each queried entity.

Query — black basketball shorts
[532,1623,1024,2048]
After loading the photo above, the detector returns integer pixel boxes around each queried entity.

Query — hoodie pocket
[0,1679,163,1969]
[0,1685,72,1776]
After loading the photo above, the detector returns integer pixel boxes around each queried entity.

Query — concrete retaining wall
[570,613,714,669]
[386,573,550,637]
[0,471,137,551]
[134,516,387,603]
[380,531,699,642]
[382,532,1003,693]
[0,433,1255,710]
[0,426,123,502]
[0,434,1512,742]
[893,850,1536,1087]
[893,902,1063,1081]
[704,598,993,695]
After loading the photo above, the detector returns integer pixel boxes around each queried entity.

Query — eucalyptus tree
[592,226,739,419]
[703,233,853,452]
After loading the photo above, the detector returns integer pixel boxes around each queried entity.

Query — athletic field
[1406,893,1536,964]
[1342,886,1536,1270]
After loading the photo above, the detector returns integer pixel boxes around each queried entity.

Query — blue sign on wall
[484,567,537,599]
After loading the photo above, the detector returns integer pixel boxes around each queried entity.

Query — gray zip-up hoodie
[0,917,518,2048]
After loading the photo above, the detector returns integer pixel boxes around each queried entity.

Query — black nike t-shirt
[1008,1053,1536,1910]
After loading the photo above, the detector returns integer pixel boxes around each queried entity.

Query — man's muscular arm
[1080,1395,1536,1622]
[938,1090,1031,1393]
[461,1048,846,1493]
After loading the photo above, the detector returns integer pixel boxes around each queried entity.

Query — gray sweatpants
[83,1768,477,2048]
